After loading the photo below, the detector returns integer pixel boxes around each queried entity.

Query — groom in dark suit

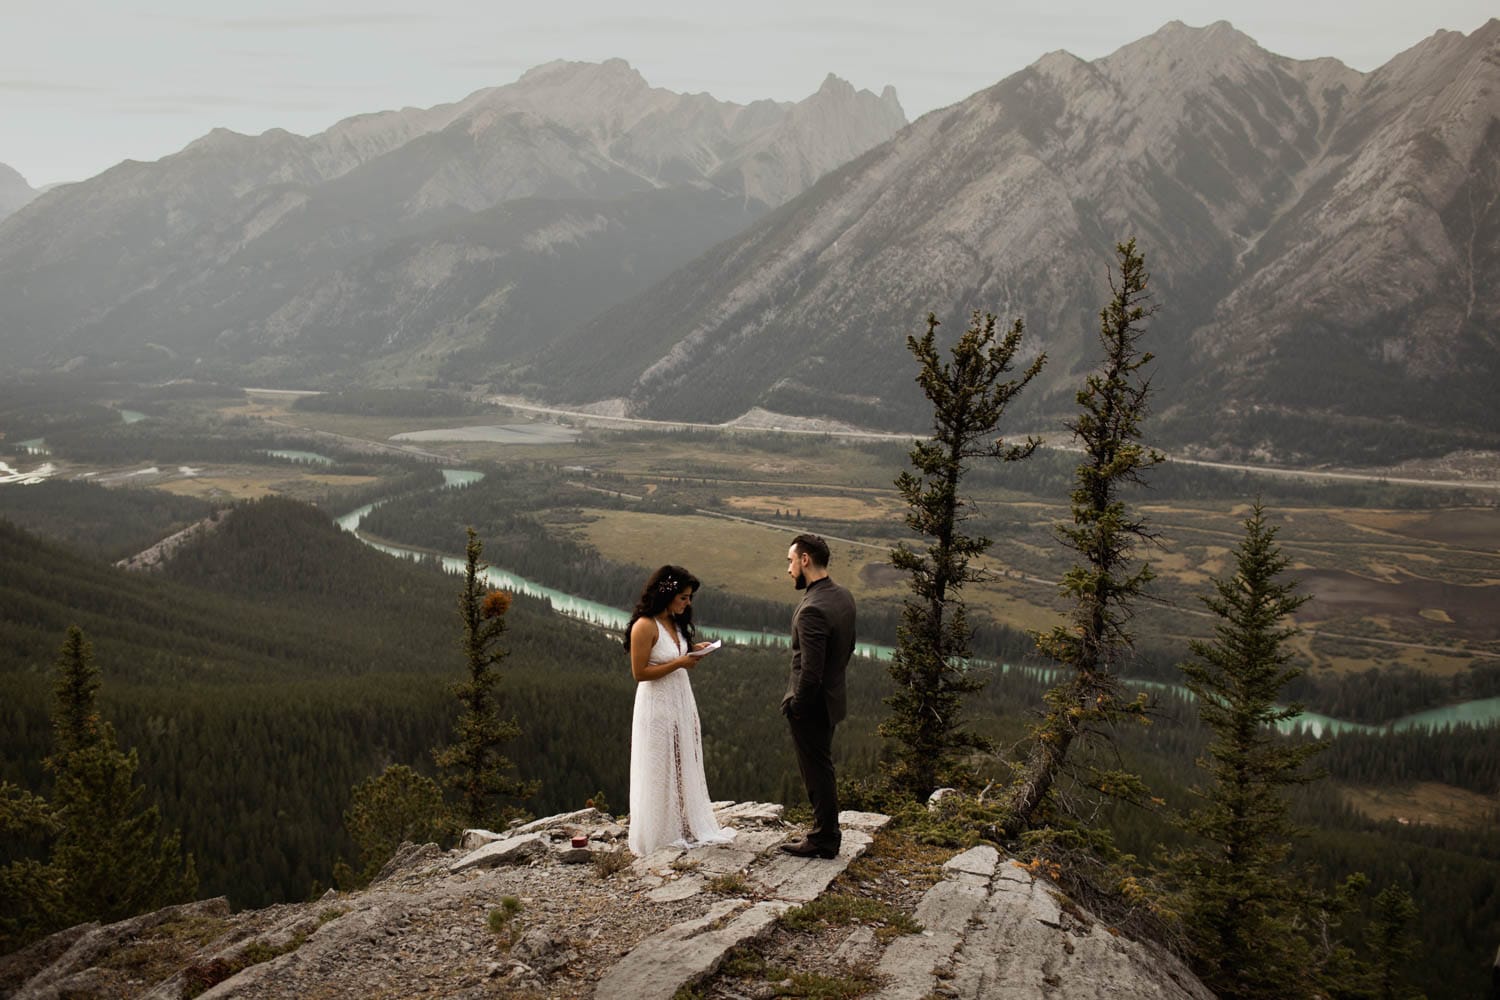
[779,533,856,859]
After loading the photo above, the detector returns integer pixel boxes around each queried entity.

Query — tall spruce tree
[1168,503,1325,999]
[51,625,102,758]
[44,626,197,928]
[882,310,1043,798]
[433,530,538,827]
[1360,884,1425,1000]
[1000,238,1160,836]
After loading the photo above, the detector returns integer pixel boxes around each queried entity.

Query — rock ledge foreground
[0,802,1211,999]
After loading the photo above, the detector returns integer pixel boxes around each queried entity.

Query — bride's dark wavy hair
[623,564,700,652]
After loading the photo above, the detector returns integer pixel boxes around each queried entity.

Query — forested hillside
[0,479,213,562]
[0,503,642,907]
[0,500,897,904]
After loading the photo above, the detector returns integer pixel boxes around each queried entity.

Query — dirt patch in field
[858,562,906,588]
[156,472,379,502]
[1341,508,1500,550]
[1296,569,1500,640]
[1340,781,1500,829]
[156,477,280,500]
[576,510,799,603]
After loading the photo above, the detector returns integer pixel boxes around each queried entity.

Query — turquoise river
[336,471,1500,739]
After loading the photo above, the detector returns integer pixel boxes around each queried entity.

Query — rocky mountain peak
[817,72,856,98]
[501,57,666,133]
[1029,48,1094,87]
[181,126,254,153]
[517,56,653,95]
[1359,15,1500,107]
[0,161,31,189]
[1101,18,1273,93]
[0,161,36,222]
[704,70,906,208]
[809,73,904,121]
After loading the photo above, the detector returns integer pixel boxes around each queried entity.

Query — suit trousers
[787,710,840,850]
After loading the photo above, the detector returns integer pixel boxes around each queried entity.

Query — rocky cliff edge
[0,802,1213,1000]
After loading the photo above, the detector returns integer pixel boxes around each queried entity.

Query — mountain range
[2,21,1498,461]
[535,20,1500,460]
[0,61,904,383]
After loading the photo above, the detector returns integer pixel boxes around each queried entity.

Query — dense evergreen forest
[1,378,144,444]
[0,479,214,562]
[2,498,1497,996]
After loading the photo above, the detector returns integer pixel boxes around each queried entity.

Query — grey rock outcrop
[510,806,607,835]
[750,829,874,902]
[510,925,578,975]
[115,512,224,572]
[593,898,792,1000]
[2,803,1214,1000]
[372,841,446,884]
[874,847,1213,1000]
[448,832,549,873]
[0,920,93,994]
[5,897,230,1000]
[714,800,786,825]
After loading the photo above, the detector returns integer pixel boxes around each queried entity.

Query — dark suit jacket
[782,577,856,726]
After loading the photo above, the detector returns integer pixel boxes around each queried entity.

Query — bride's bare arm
[630,618,694,681]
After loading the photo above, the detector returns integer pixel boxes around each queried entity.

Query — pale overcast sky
[2,0,1494,187]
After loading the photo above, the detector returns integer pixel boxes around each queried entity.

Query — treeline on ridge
[292,388,487,418]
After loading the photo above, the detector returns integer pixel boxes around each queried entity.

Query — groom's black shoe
[778,838,839,859]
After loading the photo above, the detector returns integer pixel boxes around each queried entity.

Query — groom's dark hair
[791,533,830,568]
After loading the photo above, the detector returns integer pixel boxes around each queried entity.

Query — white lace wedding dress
[627,621,735,855]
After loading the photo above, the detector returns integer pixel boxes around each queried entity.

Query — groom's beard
[794,572,808,590]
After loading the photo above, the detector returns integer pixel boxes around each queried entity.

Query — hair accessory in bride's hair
[656,575,678,595]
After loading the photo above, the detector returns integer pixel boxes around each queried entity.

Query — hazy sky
[3,0,1495,187]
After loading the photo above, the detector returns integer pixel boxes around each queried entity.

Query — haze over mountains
[0,60,904,383]
[0,164,36,222]
[3,20,1498,461]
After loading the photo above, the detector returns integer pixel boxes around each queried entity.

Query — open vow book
[688,640,723,657]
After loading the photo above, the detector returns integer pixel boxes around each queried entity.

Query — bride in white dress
[625,565,735,856]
